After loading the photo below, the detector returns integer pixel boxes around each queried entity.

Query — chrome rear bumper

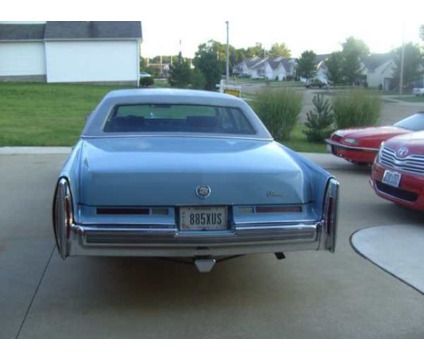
[53,178,338,260]
[67,221,324,258]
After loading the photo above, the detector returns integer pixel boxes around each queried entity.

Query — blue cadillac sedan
[53,88,339,272]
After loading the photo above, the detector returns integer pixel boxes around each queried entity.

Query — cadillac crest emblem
[196,185,212,199]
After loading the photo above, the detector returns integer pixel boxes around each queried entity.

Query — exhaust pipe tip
[275,252,286,260]
[194,257,216,272]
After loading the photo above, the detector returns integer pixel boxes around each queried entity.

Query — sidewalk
[0,147,71,155]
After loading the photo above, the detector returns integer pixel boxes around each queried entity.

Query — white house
[360,54,395,90]
[233,57,265,78]
[0,21,142,85]
[314,53,398,88]
[314,54,331,83]
[250,58,272,79]
[267,57,286,81]
[274,58,297,80]
[234,57,297,81]
[0,23,46,81]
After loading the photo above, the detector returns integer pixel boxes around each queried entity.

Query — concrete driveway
[0,150,423,339]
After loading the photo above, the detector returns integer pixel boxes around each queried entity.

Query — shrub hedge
[332,89,382,129]
[253,88,303,140]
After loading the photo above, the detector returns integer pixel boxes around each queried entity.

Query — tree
[168,52,191,88]
[245,42,266,58]
[296,50,317,79]
[326,52,344,85]
[392,42,424,89]
[268,43,291,58]
[139,57,148,71]
[303,94,335,142]
[341,37,369,85]
[190,68,206,90]
[193,40,225,90]
[232,48,247,65]
[201,40,227,61]
[342,51,363,85]
[342,37,370,57]
[420,24,424,42]
[194,39,242,76]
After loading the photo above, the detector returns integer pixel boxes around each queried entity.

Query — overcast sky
[6,0,424,58]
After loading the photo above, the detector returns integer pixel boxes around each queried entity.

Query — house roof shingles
[0,23,46,41]
[361,53,394,71]
[0,21,142,41]
[45,21,142,40]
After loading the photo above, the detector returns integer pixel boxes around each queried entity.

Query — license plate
[382,170,401,188]
[179,206,228,231]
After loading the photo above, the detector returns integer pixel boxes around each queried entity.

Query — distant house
[315,53,397,88]
[0,21,142,85]
[235,52,400,88]
[250,58,271,79]
[233,57,265,78]
[314,54,331,83]
[267,57,287,81]
[0,23,46,82]
[234,56,296,81]
[360,53,396,90]
[279,58,297,80]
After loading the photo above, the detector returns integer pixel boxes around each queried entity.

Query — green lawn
[282,123,327,153]
[0,83,128,146]
[0,82,326,152]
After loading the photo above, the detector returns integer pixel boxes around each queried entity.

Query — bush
[332,90,382,129]
[168,54,192,88]
[253,88,303,140]
[303,94,335,142]
[189,69,206,90]
[140,76,154,87]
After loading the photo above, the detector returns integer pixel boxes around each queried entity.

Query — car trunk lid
[78,137,309,207]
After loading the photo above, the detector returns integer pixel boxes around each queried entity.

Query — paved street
[0,150,422,339]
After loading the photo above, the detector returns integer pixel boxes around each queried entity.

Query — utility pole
[399,23,405,98]
[226,21,230,85]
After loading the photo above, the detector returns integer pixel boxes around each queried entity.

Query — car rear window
[103,104,256,135]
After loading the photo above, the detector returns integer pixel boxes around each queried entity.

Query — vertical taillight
[322,178,339,252]
[53,178,74,259]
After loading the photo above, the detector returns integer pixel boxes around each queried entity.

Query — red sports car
[326,112,424,165]
[370,131,424,210]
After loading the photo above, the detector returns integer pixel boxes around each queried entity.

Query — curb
[0,147,72,155]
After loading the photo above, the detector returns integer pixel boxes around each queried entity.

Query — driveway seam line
[15,245,56,339]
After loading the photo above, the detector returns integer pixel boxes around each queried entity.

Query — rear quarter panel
[278,143,334,219]
[56,141,84,222]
